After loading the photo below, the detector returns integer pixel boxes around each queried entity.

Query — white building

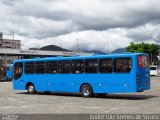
[0,32,21,64]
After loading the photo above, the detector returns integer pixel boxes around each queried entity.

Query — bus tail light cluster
[138,56,149,68]
[138,56,144,68]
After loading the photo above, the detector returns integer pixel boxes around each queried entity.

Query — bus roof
[13,53,148,63]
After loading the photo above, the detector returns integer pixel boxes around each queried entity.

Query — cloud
[0,0,160,52]
[126,24,160,43]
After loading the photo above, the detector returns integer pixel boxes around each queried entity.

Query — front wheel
[27,84,36,94]
[81,84,93,97]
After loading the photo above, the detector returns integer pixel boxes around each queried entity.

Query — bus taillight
[138,55,149,68]
[138,56,143,68]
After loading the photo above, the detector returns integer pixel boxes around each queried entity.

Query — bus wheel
[81,84,93,97]
[27,84,36,94]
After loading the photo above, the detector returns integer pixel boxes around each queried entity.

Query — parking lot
[0,77,159,115]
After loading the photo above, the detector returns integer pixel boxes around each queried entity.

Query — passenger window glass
[85,59,98,73]
[99,59,112,73]
[35,62,45,74]
[46,61,57,74]
[71,60,84,74]
[14,62,23,79]
[114,58,132,73]
[25,62,34,74]
[58,60,70,74]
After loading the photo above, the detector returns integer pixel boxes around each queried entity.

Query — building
[0,33,21,49]
[0,32,21,64]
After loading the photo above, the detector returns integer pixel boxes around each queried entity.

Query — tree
[126,42,159,64]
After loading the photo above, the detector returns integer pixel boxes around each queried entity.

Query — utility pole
[12,32,14,40]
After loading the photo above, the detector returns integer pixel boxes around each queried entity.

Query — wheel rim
[28,85,34,93]
[83,87,90,96]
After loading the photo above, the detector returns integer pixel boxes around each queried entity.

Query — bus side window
[46,61,57,74]
[58,60,70,74]
[35,62,45,74]
[99,58,112,73]
[25,62,34,74]
[71,60,84,74]
[85,59,98,73]
[114,58,132,73]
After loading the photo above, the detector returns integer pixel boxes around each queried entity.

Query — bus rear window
[138,56,150,68]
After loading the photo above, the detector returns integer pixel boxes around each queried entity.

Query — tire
[27,84,36,94]
[81,84,93,97]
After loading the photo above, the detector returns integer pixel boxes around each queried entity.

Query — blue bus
[13,53,150,97]
[0,65,13,81]
[6,65,13,81]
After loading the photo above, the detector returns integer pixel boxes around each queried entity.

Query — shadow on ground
[17,92,158,100]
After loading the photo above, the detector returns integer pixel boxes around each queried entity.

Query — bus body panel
[136,67,150,91]
[13,73,137,93]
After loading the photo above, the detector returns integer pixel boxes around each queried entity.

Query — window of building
[85,59,98,73]
[71,60,84,74]
[114,58,132,73]
[58,60,70,74]
[99,58,112,73]
[25,62,34,74]
[46,61,57,74]
[35,61,45,74]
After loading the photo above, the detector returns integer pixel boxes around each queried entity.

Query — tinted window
[71,60,84,74]
[85,59,98,73]
[99,58,112,73]
[150,67,157,70]
[35,62,45,74]
[114,58,132,73]
[25,62,34,74]
[14,62,23,80]
[58,60,70,74]
[46,61,57,74]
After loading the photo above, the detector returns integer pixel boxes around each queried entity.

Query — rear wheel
[27,84,36,94]
[81,84,93,97]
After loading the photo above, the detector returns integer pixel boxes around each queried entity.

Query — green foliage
[126,42,159,65]
[126,42,159,55]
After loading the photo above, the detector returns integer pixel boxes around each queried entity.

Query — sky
[0,0,160,53]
